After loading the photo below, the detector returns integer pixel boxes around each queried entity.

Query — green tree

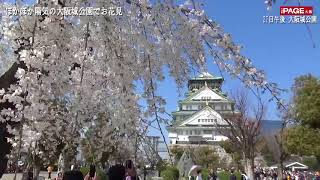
[293,74,320,129]
[256,137,277,166]
[286,74,320,164]
[284,126,320,157]
[219,140,242,169]
[192,146,219,169]
[302,157,320,171]
[161,166,179,180]
[170,145,184,164]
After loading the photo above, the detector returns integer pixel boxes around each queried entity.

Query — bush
[217,170,241,180]
[303,157,320,171]
[201,168,209,179]
[80,166,108,180]
[160,166,179,180]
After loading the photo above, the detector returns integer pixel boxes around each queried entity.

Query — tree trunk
[59,147,73,171]
[13,124,24,180]
[0,125,10,178]
[278,134,285,180]
[57,153,64,172]
[33,165,40,180]
[244,158,254,180]
[63,150,76,171]
[278,159,284,180]
[63,153,71,171]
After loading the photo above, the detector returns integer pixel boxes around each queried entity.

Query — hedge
[201,168,209,179]
[161,166,179,180]
[217,170,241,180]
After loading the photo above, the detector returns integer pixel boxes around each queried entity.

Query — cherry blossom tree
[0,0,286,178]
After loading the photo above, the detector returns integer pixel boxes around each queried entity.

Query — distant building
[149,136,170,160]
[167,72,234,145]
[270,161,308,171]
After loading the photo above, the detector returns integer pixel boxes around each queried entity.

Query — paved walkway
[1,171,57,180]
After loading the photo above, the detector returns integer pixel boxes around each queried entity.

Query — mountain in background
[261,120,282,135]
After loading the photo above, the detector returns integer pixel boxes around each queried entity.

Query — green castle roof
[190,72,223,80]
[180,86,231,103]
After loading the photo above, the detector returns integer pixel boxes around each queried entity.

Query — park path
[1,171,57,180]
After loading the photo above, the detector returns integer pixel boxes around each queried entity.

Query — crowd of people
[254,167,278,179]
[281,170,320,180]
[253,167,320,180]
[6,161,24,173]
[23,159,140,180]
[192,168,320,180]
[15,162,320,180]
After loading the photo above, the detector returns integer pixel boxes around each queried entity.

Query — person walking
[108,164,126,180]
[62,170,84,180]
[27,168,33,180]
[230,170,237,180]
[314,171,320,180]
[195,169,202,180]
[125,160,139,180]
[286,172,292,180]
[298,171,305,180]
[47,165,53,179]
[272,170,277,180]
[241,170,249,180]
[55,172,63,180]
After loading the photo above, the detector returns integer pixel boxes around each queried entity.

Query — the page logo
[280,6,313,16]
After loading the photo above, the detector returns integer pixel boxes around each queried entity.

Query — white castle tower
[167,72,234,145]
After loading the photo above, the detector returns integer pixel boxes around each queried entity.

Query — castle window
[201,96,211,100]
[195,130,201,135]
[186,105,192,110]
[213,131,218,136]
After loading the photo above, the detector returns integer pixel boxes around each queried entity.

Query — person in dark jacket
[272,170,278,180]
[108,164,126,180]
[27,169,33,180]
[230,170,237,180]
[62,170,84,180]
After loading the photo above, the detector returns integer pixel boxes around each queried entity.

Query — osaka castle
[167,72,234,145]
